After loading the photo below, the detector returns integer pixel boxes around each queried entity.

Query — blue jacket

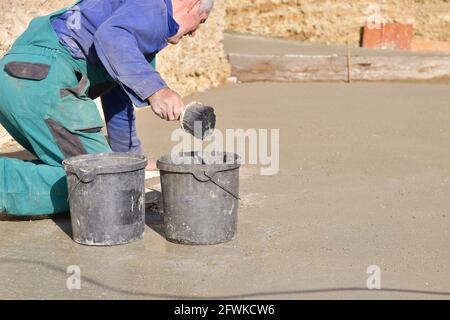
[52,0,180,154]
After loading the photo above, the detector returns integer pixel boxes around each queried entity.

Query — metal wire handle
[67,178,83,202]
[203,171,241,200]
[65,167,97,202]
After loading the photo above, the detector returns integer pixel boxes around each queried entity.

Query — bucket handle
[65,165,98,202]
[191,168,241,200]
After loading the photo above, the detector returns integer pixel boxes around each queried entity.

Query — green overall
[0,4,155,216]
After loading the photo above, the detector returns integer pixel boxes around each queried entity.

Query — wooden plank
[229,53,450,82]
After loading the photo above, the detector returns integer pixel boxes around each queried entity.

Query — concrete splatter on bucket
[63,153,148,246]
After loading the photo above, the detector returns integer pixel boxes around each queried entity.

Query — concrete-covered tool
[180,101,216,140]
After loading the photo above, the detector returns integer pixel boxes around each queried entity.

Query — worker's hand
[148,88,184,121]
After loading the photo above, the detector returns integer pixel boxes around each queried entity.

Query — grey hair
[198,0,214,14]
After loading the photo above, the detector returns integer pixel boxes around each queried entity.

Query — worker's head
[168,0,214,44]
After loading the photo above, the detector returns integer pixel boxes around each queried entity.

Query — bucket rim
[63,152,148,176]
[157,151,241,174]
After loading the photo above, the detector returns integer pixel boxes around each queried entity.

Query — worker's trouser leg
[0,47,111,216]
[0,158,68,215]
[101,86,143,155]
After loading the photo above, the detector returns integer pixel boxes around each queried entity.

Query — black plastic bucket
[157,152,241,245]
[63,153,148,246]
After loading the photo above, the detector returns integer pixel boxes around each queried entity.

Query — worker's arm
[101,86,142,155]
[93,0,183,120]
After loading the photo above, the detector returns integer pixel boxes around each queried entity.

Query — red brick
[363,22,413,50]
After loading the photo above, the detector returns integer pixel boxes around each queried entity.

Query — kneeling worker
[0,0,213,216]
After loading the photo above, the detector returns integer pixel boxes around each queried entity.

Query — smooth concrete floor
[224,32,450,57]
[1,82,450,299]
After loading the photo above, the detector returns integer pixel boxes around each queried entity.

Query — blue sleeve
[101,86,142,155]
[94,0,168,108]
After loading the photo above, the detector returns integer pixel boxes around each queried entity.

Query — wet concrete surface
[224,32,450,57]
[1,82,450,299]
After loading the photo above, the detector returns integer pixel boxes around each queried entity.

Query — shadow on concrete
[145,189,165,239]
[0,257,449,299]
[0,212,72,241]
[0,213,52,222]
[51,213,72,239]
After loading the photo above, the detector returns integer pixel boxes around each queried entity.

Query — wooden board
[229,53,450,82]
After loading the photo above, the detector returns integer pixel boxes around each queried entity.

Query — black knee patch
[46,119,87,159]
